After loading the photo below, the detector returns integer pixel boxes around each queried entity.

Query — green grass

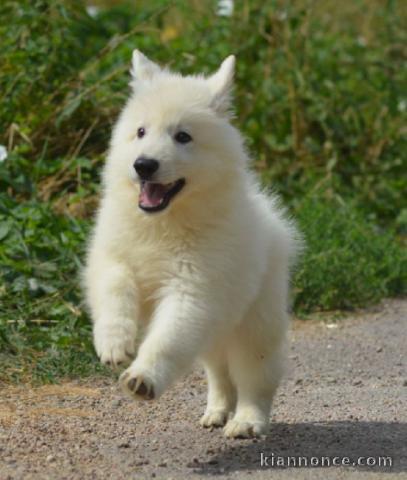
[0,196,111,383]
[294,197,405,313]
[0,0,405,383]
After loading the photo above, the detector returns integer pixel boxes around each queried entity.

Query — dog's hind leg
[224,330,285,437]
[224,290,288,438]
[200,349,236,428]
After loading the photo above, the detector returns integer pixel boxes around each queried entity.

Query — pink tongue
[140,183,167,207]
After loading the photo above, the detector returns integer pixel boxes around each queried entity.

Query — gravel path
[1,299,406,479]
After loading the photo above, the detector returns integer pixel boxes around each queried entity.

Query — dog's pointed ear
[130,50,161,84]
[208,55,235,115]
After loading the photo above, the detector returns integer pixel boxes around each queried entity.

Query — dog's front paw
[93,321,136,368]
[200,409,230,428]
[119,369,155,400]
[223,418,267,438]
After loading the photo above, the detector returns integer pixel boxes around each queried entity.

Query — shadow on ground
[194,421,407,475]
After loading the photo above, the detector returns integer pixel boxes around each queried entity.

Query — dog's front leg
[86,258,140,368]
[120,287,224,400]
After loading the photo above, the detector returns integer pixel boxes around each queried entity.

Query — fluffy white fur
[84,50,300,438]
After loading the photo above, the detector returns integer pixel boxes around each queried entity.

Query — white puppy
[84,51,300,438]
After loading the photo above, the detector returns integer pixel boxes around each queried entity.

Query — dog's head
[108,51,245,214]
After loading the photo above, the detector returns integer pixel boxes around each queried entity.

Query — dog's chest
[130,241,196,318]
[132,250,168,292]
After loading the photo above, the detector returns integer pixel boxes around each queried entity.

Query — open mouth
[138,178,185,213]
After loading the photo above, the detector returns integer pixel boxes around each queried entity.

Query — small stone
[46,455,55,463]
[118,442,130,448]
[376,346,383,353]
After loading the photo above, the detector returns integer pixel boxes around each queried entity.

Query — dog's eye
[137,127,145,139]
[174,131,192,144]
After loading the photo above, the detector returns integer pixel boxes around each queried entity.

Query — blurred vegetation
[0,0,405,382]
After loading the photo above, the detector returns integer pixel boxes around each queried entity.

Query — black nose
[133,157,159,180]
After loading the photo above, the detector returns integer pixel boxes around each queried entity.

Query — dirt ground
[0,299,406,479]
